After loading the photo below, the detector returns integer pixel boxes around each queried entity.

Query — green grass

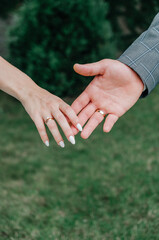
[0,89,159,240]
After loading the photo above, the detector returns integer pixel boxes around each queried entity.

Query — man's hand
[71,59,144,139]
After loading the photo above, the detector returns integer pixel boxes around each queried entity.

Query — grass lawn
[0,89,159,240]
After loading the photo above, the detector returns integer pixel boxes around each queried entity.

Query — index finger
[71,91,90,115]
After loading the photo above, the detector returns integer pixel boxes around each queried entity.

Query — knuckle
[101,59,107,64]
[76,102,83,111]
[54,96,61,103]
[89,68,94,75]
[52,105,59,112]
[46,103,53,110]
[80,98,87,107]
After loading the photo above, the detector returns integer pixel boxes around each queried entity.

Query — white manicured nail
[59,141,65,148]
[45,141,49,147]
[69,136,75,145]
[76,123,83,132]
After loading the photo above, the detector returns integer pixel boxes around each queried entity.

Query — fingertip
[81,131,88,139]
[73,63,77,70]
[73,63,88,75]
[44,140,50,147]
[73,63,80,71]
[103,114,118,133]
[76,123,83,132]
[103,128,111,133]
[103,125,111,133]
[74,63,80,66]
[69,135,76,145]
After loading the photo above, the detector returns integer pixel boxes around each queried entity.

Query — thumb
[73,60,105,76]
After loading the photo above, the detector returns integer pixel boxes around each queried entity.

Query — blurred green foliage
[0,0,23,18]
[3,0,159,52]
[7,0,159,96]
[106,0,159,51]
[9,0,115,97]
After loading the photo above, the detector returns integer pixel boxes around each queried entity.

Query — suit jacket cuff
[118,55,149,98]
[118,13,159,98]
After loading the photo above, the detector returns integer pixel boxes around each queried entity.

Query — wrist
[18,81,41,105]
[127,65,144,93]
[117,60,144,94]
[0,57,39,102]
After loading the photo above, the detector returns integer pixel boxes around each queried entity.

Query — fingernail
[76,123,83,132]
[45,141,49,147]
[59,141,65,148]
[69,136,75,145]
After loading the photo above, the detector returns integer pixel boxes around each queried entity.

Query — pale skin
[71,59,144,139]
[0,56,82,147]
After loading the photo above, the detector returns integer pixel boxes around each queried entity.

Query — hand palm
[71,59,144,139]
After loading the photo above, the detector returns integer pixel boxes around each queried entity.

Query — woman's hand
[0,57,82,147]
[22,86,82,147]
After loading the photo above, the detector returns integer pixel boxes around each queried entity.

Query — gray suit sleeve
[118,13,159,97]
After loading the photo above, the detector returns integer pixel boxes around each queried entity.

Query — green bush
[0,0,23,18]
[9,0,116,97]
[106,0,159,52]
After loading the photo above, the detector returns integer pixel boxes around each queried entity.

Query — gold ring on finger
[96,109,106,117]
[45,117,54,124]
